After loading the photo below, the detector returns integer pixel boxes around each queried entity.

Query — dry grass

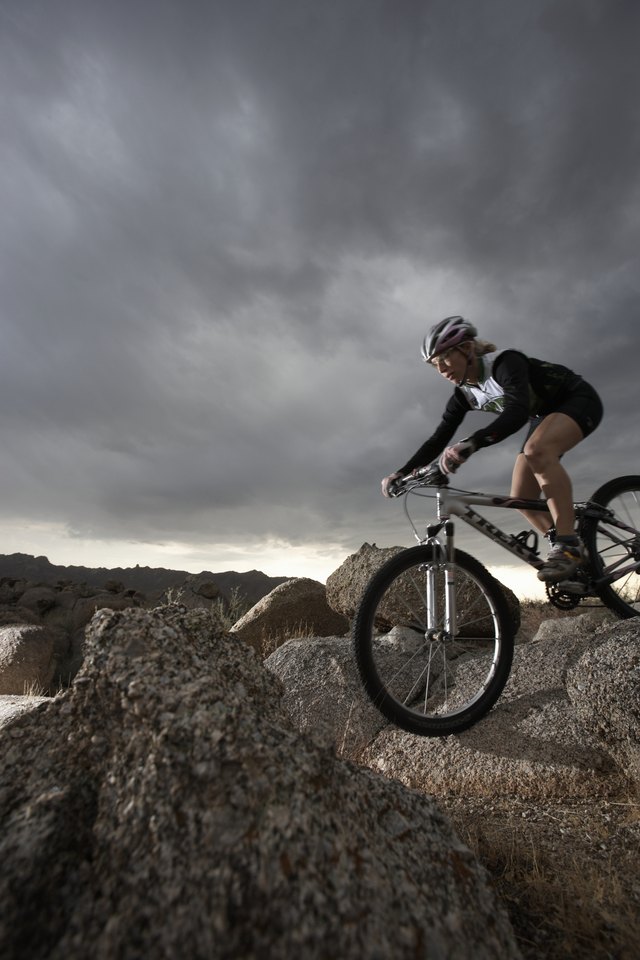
[259,621,319,658]
[443,795,640,960]
[162,586,252,633]
[516,596,614,641]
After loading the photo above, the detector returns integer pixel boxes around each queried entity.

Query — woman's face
[430,344,475,384]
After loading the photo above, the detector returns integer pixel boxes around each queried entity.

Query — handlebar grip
[391,463,448,493]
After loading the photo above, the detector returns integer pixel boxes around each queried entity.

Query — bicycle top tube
[394,475,553,516]
[434,487,553,519]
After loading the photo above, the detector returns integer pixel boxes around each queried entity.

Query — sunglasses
[428,347,459,367]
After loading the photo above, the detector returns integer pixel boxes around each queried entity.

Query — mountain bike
[354,465,640,736]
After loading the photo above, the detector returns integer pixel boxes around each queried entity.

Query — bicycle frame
[407,484,640,590]
[426,488,550,571]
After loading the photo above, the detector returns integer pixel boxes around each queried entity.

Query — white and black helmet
[421,316,477,362]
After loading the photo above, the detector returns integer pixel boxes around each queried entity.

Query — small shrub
[207,587,250,632]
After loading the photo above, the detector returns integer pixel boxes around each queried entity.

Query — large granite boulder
[327,542,521,634]
[230,577,349,657]
[17,585,59,616]
[266,635,389,757]
[567,619,640,793]
[0,693,50,728]
[0,605,520,960]
[0,622,57,695]
[326,543,403,619]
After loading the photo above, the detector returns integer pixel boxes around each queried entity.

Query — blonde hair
[472,338,497,356]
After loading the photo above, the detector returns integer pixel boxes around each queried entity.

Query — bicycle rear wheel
[353,545,515,736]
[582,475,640,619]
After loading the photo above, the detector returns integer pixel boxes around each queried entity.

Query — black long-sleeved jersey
[398,350,584,475]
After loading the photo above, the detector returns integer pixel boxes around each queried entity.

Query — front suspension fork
[425,520,456,635]
[444,520,456,635]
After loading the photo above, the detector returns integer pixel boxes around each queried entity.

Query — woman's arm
[397,390,468,474]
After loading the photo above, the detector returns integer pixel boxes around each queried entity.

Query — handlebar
[388,462,449,497]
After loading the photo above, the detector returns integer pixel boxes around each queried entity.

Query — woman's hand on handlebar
[381,472,403,498]
[382,462,450,496]
[382,464,445,497]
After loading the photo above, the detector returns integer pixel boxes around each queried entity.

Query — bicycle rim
[354,546,515,736]
[583,475,640,619]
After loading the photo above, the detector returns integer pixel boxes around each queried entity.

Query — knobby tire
[353,546,516,736]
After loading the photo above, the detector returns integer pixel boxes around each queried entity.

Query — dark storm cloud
[1,0,639,571]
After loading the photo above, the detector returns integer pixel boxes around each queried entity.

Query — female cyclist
[381,316,603,582]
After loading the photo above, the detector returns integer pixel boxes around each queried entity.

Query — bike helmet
[421,316,478,362]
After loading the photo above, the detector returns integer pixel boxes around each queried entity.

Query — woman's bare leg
[511,453,553,534]
[522,413,584,536]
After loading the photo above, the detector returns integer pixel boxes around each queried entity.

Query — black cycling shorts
[521,380,603,449]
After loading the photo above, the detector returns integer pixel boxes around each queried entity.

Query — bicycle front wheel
[353,546,515,736]
[582,475,640,619]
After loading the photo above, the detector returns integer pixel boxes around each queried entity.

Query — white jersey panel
[459,352,508,414]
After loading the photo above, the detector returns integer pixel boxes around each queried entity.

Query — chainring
[545,582,582,610]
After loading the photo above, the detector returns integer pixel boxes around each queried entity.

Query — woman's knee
[523,439,559,473]
[511,453,539,497]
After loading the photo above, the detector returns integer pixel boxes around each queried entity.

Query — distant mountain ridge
[0,553,289,607]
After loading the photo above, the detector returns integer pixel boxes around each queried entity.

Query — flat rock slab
[363,623,624,801]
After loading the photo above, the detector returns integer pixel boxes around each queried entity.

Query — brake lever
[415,463,449,487]
[390,463,449,495]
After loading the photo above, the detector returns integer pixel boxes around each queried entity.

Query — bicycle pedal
[556,579,593,597]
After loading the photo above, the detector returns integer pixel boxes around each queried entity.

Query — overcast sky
[1,0,639,590]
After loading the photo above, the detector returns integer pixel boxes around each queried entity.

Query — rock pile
[0,577,145,691]
[567,618,640,793]
[0,541,518,693]
[0,573,229,693]
[0,606,520,960]
[0,621,57,696]
[326,542,522,633]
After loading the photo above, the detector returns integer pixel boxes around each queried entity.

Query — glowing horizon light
[0,520,346,583]
[0,519,552,599]
[489,564,547,601]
